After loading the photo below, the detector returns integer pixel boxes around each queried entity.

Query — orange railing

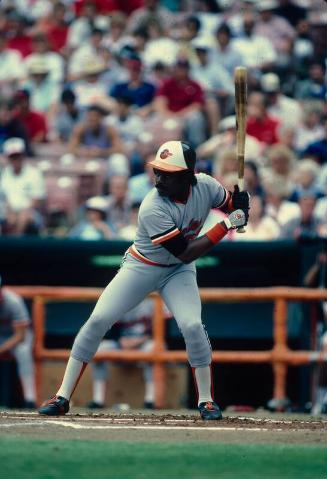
[6,286,327,408]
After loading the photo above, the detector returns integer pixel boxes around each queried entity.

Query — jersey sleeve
[204,174,229,209]
[141,207,180,246]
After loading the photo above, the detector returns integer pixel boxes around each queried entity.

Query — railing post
[152,294,166,409]
[272,297,288,400]
[32,296,45,405]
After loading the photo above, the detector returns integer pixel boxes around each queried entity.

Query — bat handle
[236,177,246,234]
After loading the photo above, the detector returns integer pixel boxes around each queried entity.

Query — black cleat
[38,395,70,416]
[87,401,104,409]
[198,401,222,420]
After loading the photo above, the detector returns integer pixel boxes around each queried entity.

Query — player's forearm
[178,223,227,264]
[0,332,25,354]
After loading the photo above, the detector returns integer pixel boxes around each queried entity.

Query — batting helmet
[149,141,196,173]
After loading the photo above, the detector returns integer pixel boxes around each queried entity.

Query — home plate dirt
[1,411,327,444]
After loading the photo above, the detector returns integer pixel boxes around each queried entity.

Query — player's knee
[181,320,203,339]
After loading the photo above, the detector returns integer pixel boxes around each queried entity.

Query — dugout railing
[5,286,327,408]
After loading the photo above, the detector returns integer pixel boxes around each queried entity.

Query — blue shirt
[110,81,156,107]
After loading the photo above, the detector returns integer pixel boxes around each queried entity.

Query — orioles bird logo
[160,149,173,160]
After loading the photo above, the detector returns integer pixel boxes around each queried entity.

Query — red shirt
[7,36,33,58]
[47,25,68,52]
[246,115,279,145]
[18,110,48,142]
[156,77,204,113]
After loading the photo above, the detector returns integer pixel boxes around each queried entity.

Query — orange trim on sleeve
[151,228,180,245]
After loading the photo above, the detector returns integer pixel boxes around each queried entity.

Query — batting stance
[39,140,250,420]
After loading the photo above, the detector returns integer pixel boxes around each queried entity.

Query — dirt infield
[1,410,327,444]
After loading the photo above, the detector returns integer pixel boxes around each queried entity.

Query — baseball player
[39,140,249,420]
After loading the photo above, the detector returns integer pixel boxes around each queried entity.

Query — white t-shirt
[0,163,46,211]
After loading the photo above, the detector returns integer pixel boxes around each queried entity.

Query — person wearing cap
[0,275,37,408]
[261,72,302,129]
[12,89,48,144]
[39,140,250,420]
[25,32,64,85]
[68,196,114,240]
[0,137,46,235]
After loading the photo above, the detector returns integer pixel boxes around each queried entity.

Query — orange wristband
[205,222,228,245]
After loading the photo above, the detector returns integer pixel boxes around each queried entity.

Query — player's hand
[223,209,248,230]
[231,185,250,211]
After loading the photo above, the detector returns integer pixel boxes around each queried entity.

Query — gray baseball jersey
[133,173,228,265]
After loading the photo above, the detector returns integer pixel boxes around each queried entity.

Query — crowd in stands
[0,0,326,242]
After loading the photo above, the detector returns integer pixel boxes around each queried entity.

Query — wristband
[205,222,228,245]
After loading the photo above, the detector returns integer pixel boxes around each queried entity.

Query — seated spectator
[104,95,144,160]
[68,197,115,240]
[0,138,46,235]
[262,143,297,195]
[24,33,64,85]
[128,153,156,203]
[289,159,324,203]
[211,23,243,76]
[236,195,281,241]
[190,36,233,134]
[23,57,61,119]
[101,12,129,56]
[304,114,327,165]
[126,0,176,36]
[68,27,106,81]
[294,104,325,154]
[281,192,323,240]
[153,57,206,147]
[295,61,327,101]
[12,90,48,144]
[118,201,141,240]
[246,91,280,146]
[36,1,69,53]
[89,298,159,410]
[0,101,32,156]
[6,11,33,58]
[53,89,81,143]
[110,54,156,116]
[0,275,37,408]
[262,173,300,228]
[213,148,238,182]
[68,105,123,159]
[0,30,26,97]
[105,174,132,234]
[244,161,264,197]
[260,73,303,129]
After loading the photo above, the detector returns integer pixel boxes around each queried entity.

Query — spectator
[244,161,264,197]
[0,101,31,155]
[6,11,33,58]
[153,57,206,147]
[68,197,114,240]
[36,1,69,53]
[261,73,303,129]
[128,154,156,203]
[88,298,158,410]
[281,192,323,240]
[127,0,176,36]
[101,12,129,56]
[236,195,281,241]
[263,143,296,194]
[274,0,307,28]
[190,36,233,133]
[68,27,106,81]
[294,104,325,154]
[12,89,48,144]
[304,114,327,165]
[0,30,26,97]
[68,105,123,159]
[118,200,142,240]
[110,54,156,115]
[23,57,61,119]
[254,0,295,54]
[211,23,243,76]
[53,89,81,143]
[25,33,65,85]
[0,138,46,235]
[294,61,327,101]
[289,159,324,203]
[106,174,132,234]
[246,91,280,146]
[262,173,300,228]
[0,275,37,408]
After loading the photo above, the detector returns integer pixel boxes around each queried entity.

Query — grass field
[1,410,327,479]
[1,438,327,479]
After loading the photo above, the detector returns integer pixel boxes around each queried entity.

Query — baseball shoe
[38,395,69,416]
[144,401,154,409]
[23,401,36,409]
[198,401,222,420]
[87,401,104,409]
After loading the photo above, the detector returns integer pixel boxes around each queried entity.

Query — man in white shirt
[0,137,46,235]
[0,31,26,97]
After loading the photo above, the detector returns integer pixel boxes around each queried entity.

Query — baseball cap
[85,196,108,213]
[191,36,214,51]
[261,73,280,92]
[219,115,236,131]
[3,137,25,156]
[256,0,278,11]
[148,141,196,172]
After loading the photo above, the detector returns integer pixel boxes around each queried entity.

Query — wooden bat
[234,66,247,233]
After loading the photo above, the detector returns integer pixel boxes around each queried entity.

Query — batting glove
[223,209,247,230]
[231,185,250,211]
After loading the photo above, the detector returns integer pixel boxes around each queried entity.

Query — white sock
[144,381,155,403]
[93,379,106,405]
[57,357,87,400]
[194,366,212,406]
[20,375,36,402]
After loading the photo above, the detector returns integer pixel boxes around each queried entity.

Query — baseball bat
[234,66,247,233]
